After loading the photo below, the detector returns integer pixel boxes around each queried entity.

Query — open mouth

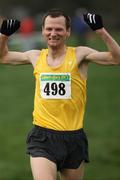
[48,37,60,41]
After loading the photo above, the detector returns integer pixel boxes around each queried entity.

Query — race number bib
[40,73,71,99]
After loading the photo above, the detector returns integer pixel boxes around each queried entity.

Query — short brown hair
[42,9,71,30]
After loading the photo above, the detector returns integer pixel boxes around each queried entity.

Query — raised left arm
[83,13,120,65]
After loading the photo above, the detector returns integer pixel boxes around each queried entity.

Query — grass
[0,32,120,180]
[84,64,120,180]
[0,65,34,180]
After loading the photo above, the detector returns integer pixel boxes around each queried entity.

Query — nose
[51,29,56,36]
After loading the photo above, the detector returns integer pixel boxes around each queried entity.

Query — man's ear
[41,26,44,36]
[66,28,71,38]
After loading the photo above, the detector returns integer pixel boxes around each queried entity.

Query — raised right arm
[0,34,30,65]
[0,19,40,67]
[0,19,30,65]
[0,19,29,64]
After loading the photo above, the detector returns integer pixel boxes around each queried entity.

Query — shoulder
[24,50,41,67]
[75,46,98,64]
[25,49,41,57]
[76,46,97,56]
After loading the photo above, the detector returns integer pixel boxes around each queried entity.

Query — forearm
[0,19,30,65]
[84,13,120,65]
[96,28,120,59]
[0,34,9,63]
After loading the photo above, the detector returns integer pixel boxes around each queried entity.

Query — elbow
[112,58,120,65]
[108,50,120,65]
[0,53,4,63]
[114,54,120,65]
[116,52,120,65]
[110,53,120,65]
[0,57,4,64]
[0,56,8,64]
[0,49,9,64]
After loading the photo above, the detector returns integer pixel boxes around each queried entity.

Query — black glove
[0,19,20,36]
[83,13,103,31]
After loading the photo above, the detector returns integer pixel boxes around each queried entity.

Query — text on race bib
[40,73,71,99]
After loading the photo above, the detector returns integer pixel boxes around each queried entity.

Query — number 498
[44,82,66,96]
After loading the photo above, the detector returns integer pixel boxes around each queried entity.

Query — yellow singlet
[33,47,86,130]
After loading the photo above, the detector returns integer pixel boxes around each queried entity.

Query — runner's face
[42,16,70,48]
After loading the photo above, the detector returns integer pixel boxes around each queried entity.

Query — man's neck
[48,45,67,60]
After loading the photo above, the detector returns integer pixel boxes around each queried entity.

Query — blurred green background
[0,33,120,180]
[0,0,120,179]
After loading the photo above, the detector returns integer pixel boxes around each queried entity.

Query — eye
[46,27,52,31]
[56,28,63,32]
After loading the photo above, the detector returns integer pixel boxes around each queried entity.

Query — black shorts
[26,125,89,171]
